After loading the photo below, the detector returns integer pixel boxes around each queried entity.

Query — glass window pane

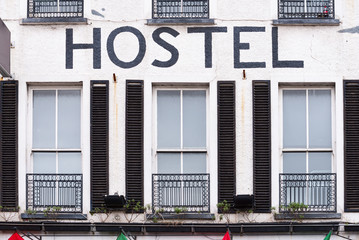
[283,90,306,148]
[183,90,206,148]
[58,152,82,173]
[58,90,81,149]
[183,153,206,173]
[308,90,331,148]
[283,152,306,173]
[33,152,56,173]
[157,91,181,149]
[157,153,181,173]
[309,152,331,173]
[33,90,56,149]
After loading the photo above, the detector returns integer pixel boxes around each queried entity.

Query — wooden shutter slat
[217,81,236,207]
[90,80,109,209]
[126,80,144,205]
[0,81,18,209]
[253,80,271,213]
[344,80,359,212]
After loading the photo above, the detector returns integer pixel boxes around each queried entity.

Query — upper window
[281,88,333,174]
[279,87,336,213]
[27,0,84,18]
[31,88,82,174]
[152,0,209,19]
[152,87,210,213]
[278,0,334,19]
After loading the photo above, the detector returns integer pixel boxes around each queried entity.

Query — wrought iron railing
[26,174,83,213]
[152,174,210,213]
[279,173,336,212]
[152,0,209,19]
[27,0,84,18]
[278,0,334,19]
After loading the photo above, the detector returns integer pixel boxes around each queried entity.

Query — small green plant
[123,199,145,223]
[89,205,111,222]
[217,200,231,223]
[0,206,19,222]
[280,202,308,222]
[43,206,62,221]
[174,207,188,214]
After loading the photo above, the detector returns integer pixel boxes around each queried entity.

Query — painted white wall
[1,0,359,224]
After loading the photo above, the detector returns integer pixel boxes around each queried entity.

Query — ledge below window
[147,18,215,25]
[21,213,87,220]
[146,213,215,220]
[273,19,340,26]
[275,213,341,220]
[21,18,88,25]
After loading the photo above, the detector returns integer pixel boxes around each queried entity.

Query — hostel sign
[66,26,304,69]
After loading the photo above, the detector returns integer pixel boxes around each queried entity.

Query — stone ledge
[275,213,341,220]
[21,213,87,220]
[21,18,88,25]
[273,19,340,26]
[147,18,215,25]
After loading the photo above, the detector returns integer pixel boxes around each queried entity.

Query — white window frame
[279,86,335,174]
[27,85,83,174]
[152,86,209,174]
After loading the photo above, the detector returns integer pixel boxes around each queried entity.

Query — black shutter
[126,80,144,205]
[90,80,109,209]
[217,81,236,207]
[0,81,18,209]
[252,80,271,213]
[344,80,359,212]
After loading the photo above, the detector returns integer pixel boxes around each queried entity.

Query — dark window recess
[217,81,236,208]
[278,0,334,19]
[0,81,18,209]
[126,80,144,206]
[90,81,109,209]
[27,0,84,18]
[252,80,271,213]
[153,0,209,19]
[344,80,359,212]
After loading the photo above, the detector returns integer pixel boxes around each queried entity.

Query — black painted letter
[152,27,180,68]
[272,27,304,68]
[234,27,266,68]
[107,26,146,69]
[187,27,227,68]
[66,28,101,69]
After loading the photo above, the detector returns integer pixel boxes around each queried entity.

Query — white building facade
[0,0,359,239]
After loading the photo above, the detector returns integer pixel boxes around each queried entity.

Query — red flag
[222,231,231,240]
[8,233,24,240]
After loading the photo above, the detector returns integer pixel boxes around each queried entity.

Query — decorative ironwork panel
[278,0,334,19]
[152,174,210,213]
[26,174,83,213]
[279,173,336,212]
[28,0,83,18]
[153,0,209,19]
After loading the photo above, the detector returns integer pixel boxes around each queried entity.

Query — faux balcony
[152,174,210,214]
[26,174,83,214]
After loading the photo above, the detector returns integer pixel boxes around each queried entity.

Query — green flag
[323,230,332,240]
[116,233,127,240]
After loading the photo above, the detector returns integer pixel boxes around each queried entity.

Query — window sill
[147,18,215,25]
[21,213,87,220]
[21,17,88,25]
[275,213,341,220]
[273,19,340,26]
[146,213,215,220]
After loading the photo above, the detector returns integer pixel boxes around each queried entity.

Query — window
[27,87,83,213]
[152,0,209,19]
[279,88,336,212]
[27,0,84,18]
[278,0,334,19]
[152,88,210,213]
